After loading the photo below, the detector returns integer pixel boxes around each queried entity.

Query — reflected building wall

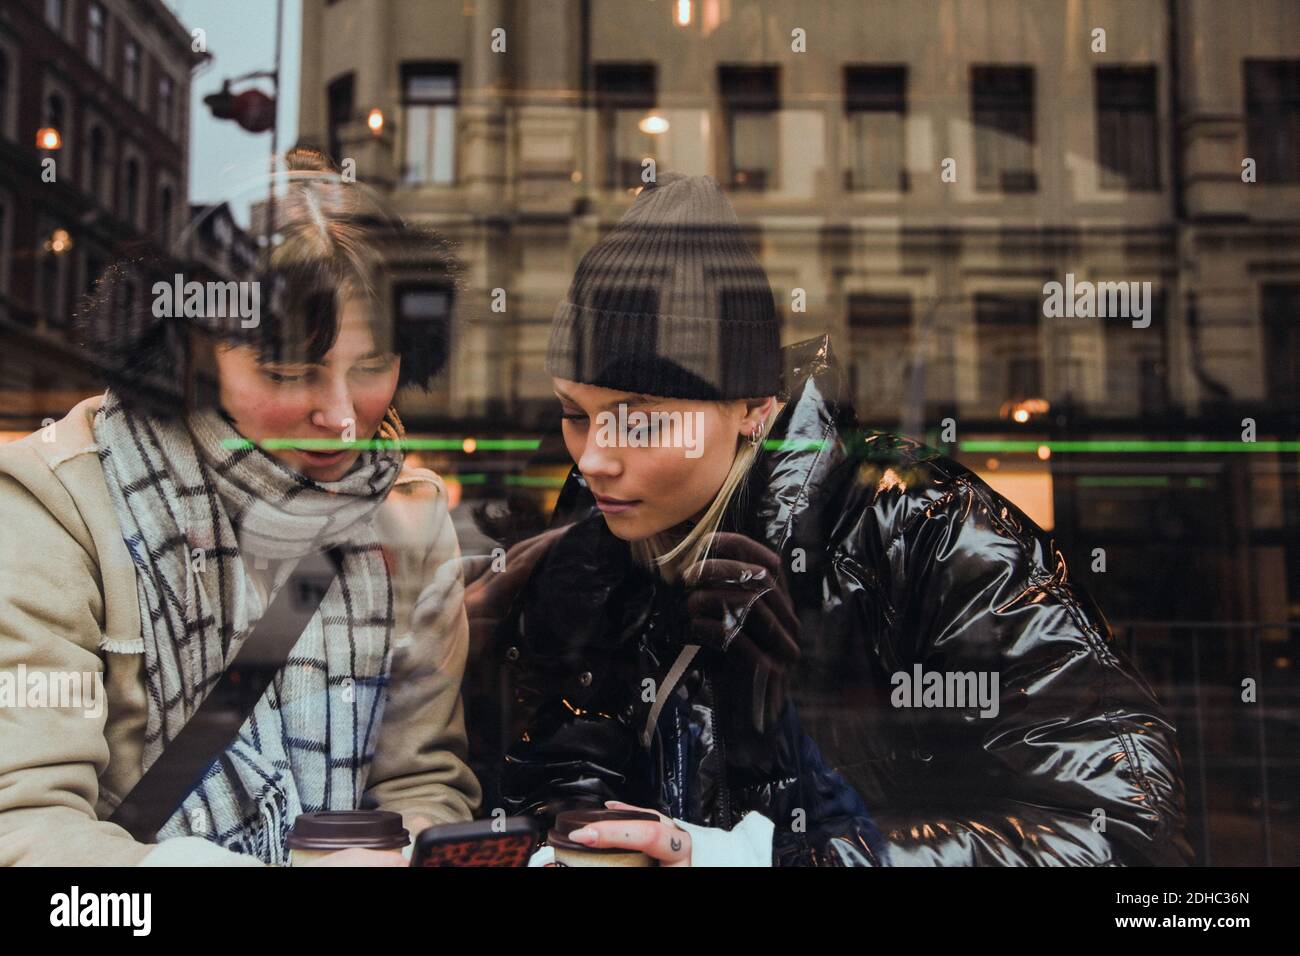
[0,0,202,425]
[296,0,1298,603]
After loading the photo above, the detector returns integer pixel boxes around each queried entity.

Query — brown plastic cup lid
[286,810,410,852]
[548,809,661,854]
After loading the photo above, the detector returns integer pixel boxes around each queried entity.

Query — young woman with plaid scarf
[0,149,480,866]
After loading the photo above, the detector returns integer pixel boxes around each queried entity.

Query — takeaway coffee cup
[286,810,410,866]
[547,809,662,867]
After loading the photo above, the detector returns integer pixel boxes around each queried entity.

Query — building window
[975,293,1042,400]
[1262,284,1300,403]
[85,251,105,298]
[594,63,657,190]
[46,92,65,129]
[45,0,65,33]
[394,283,453,360]
[1095,66,1159,190]
[972,66,1036,193]
[396,285,453,323]
[124,158,140,227]
[87,125,108,203]
[326,73,354,165]
[0,48,9,139]
[718,65,780,192]
[41,253,62,325]
[1245,60,1300,183]
[87,3,106,68]
[158,75,173,134]
[844,66,908,192]
[847,293,914,414]
[0,196,10,300]
[39,220,70,328]
[45,92,66,152]
[1102,292,1168,415]
[124,39,141,103]
[160,186,173,247]
[400,63,458,186]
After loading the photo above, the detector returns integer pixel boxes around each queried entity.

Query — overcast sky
[164,0,302,228]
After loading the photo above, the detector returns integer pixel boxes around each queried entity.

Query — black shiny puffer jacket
[495,336,1194,866]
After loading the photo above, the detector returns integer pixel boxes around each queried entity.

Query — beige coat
[0,397,481,866]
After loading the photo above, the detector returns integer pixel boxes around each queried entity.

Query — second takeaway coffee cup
[286,810,410,866]
[548,809,663,867]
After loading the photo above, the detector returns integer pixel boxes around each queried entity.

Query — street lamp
[202,0,285,246]
[35,127,62,150]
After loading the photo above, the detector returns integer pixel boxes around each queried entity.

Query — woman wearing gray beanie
[474,171,1191,866]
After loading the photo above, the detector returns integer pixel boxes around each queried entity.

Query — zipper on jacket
[706,670,732,828]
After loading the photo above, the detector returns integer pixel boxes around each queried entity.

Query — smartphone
[409,816,540,867]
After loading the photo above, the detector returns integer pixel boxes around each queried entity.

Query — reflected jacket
[494,336,1194,866]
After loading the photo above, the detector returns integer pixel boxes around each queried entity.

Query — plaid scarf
[93,390,403,864]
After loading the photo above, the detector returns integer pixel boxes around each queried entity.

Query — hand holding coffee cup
[287,810,411,867]
[549,802,692,867]
[304,847,408,867]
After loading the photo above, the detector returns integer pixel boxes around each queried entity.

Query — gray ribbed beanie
[547,171,781,400]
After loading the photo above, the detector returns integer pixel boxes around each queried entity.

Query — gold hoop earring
[748,422,763,448]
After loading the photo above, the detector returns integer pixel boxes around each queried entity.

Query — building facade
[296,0,1300,863]
[0,0,203,422]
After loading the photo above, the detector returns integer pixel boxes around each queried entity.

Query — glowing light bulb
[638,114,669,135]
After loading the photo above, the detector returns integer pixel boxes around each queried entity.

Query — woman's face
[554,378,772,541]
[215,297,401,483]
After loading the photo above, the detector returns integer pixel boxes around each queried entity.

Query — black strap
[108,547,344,843]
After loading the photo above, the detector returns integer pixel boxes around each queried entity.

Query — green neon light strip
[444,473,487,485]
[220,438,541,452]
[1076,476,1170,488]
[763,439,827,451]
[960,440,1300,453]
[504,475,567,488]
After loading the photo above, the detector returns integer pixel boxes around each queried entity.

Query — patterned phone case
[412,819,539,867]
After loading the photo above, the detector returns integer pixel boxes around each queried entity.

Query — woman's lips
[296,448,352,469]
[594,494,641,515]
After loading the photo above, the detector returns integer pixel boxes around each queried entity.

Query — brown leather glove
[684,532,801,734]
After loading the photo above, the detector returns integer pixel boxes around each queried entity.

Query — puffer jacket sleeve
[861,459,1193,866]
